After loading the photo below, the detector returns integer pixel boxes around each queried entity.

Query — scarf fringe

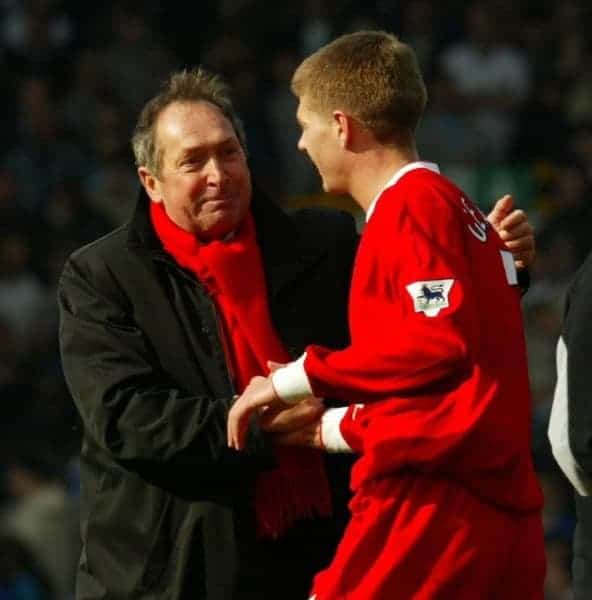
[255,448,333,539]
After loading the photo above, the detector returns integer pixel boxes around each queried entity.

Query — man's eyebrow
[173,146,204,167]
[180,137,238,155]
[179,146,204,156]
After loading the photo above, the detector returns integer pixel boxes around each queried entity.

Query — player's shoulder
[384,168,463,221]
[399,166,460,198]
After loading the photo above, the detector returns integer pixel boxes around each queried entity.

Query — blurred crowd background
[0,0,588,598]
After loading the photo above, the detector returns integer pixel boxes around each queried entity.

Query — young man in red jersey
[228,31,545,599]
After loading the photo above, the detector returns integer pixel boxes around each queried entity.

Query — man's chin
[197,212,243,242]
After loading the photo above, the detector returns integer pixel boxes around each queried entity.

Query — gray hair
[131,67,247,175]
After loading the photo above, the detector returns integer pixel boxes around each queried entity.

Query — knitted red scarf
[150,201,331,538]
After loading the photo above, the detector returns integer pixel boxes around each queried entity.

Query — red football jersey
[304,165,542,512]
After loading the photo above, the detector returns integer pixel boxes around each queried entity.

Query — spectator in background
[0,450,79,600]
[0,534,53,600]
[299,0,334,56]
[439,3,531,162]
[99,3,174,119]
[538,164,592,269]
[3,77,88,215]
[41,180,111,249]
[0,0,75,82]
[0,232,46,340]
[266,47,319,199]
[397,0,437,74]
[83,100,139,227]
[61,49,116,148]
[0,168,28,232]
[510,80,569,164]
[416,69,479,164]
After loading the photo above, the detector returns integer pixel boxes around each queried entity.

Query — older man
[59,67,534,599]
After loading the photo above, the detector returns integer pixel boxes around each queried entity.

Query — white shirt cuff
[271,353,313,405]
[321,407,353,453]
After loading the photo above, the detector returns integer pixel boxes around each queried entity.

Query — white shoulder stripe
[548,336,592,496]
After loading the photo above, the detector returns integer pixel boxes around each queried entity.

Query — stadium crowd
[0,0,589,598]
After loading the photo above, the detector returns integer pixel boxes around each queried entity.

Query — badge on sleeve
[405,279,455,317]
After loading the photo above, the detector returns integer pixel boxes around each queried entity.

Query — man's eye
[182,158,203,169]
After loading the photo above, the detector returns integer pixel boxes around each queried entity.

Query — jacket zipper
[210,304,237,396]
[153,254,236,396]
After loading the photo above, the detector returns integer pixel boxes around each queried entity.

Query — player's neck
[348,145,419,212]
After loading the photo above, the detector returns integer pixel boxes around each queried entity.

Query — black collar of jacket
[125,186,328,299]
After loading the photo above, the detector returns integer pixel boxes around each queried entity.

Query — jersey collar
[366,161,440,222]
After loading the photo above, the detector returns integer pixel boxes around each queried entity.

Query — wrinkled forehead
[156,101,239,160]
[158,101,234,138]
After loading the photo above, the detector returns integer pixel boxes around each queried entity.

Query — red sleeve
[306,180,535,494]
[304,185,478,404]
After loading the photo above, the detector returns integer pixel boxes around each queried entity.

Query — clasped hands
[227,362,322,451]
[227,195,535,451]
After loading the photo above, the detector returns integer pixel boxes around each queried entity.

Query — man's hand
[486,194,535,269]
[272,420,323,449]
[260,396,325,433]
[227,375,289,450]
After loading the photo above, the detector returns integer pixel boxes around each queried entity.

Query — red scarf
[150,201,331,538]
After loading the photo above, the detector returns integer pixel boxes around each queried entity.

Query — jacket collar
[126,186,327,298]
[126,188,165,255]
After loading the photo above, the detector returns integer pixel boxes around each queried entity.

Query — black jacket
[549,253,592,600]
[58,190,358,600]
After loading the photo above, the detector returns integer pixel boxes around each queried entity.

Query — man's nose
[205,157,225,184]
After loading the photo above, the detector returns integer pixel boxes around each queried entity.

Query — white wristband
[271,353,313,405]
[321,407,353,453]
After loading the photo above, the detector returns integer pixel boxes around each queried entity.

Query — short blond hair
[132,68,246,175]
[291,31,427,144]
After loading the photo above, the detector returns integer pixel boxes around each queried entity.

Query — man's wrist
[271,353,313,404]
[321,407,352,453]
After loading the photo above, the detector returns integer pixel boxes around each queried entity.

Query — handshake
[227,360,323,451]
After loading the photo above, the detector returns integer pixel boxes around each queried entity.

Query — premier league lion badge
[405,279,455,317]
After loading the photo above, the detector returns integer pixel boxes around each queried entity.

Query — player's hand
[260,396,324,433]
[272,420,323,449]
[487,194,535,269]
[227,375,289,450]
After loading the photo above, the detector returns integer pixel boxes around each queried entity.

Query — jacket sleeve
[58,257,271,489]
[549,260,592,495]
[303,193,478,404]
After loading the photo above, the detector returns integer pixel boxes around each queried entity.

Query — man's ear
[138,167,162,203]
[333,110,352,149]
[333,110,352,148]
